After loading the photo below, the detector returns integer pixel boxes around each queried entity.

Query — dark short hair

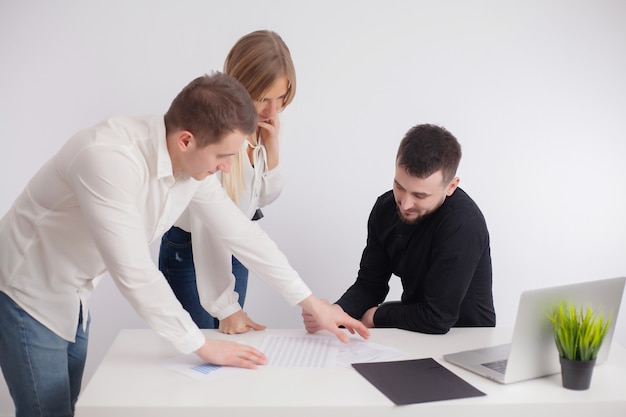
[164,72,257,147]
[396,124,462,184]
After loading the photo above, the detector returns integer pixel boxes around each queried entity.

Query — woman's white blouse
[238,136,286,218]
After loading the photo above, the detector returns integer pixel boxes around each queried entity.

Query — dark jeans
[158,226,248,329]
[0,292,89,417]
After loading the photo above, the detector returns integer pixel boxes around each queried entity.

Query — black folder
[352,358,485,405]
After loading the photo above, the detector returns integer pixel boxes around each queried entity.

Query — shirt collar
[154,115,175,183]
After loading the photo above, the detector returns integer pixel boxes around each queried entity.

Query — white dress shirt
[174,134,287,319]
[0,115,311,354]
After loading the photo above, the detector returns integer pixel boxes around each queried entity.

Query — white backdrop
[1,0,625,414]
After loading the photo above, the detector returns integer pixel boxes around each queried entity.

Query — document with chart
[162,332,406,380]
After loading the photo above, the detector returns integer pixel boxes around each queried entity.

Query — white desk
[75,328,626,417]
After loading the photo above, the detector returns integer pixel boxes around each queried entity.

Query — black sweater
[336,188,495,333]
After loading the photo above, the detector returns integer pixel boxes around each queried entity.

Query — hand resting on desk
[194,338,268,369]
[219,310,266,334]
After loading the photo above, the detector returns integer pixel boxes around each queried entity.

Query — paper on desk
[162,333,406,380]
[260,334,338,368]
[336,338,406,367]
[161,354,246,381]
[259,334,406,368]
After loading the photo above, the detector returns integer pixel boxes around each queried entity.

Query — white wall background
[1,0,625,414]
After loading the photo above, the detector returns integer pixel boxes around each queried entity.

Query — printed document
[162,332,405,380]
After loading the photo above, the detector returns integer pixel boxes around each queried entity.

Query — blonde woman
[159,30,295,332]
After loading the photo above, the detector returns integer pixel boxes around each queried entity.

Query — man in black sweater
[303,124,495,334]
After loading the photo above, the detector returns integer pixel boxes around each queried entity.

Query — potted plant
[548,301,611,390]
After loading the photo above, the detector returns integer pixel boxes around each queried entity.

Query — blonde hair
[220,30,297,204]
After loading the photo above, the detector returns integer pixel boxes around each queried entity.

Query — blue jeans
[0,291,89,417]
[158,226,249,329]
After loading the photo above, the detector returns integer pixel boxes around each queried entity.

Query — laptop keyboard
[482,359,508,374]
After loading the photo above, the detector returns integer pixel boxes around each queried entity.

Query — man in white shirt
[0,72,369,417]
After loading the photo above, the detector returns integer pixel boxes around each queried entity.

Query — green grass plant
[548,301,611,361]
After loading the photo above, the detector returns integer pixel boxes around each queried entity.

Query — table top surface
[75,327,626,417]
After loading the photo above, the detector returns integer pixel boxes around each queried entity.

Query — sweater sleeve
[336,198,393,319]
[374,205,490,333]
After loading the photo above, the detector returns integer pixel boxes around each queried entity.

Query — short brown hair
[164,72,257,147]
[396,124,462,184]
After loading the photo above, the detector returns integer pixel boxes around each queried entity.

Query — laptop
[443,276,626,384]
